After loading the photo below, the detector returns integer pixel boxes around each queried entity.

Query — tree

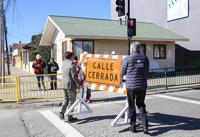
[29,34,51,63]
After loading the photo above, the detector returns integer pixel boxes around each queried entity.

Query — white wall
[111,0,199,51]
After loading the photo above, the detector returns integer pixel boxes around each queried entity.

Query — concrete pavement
[0,109,29,137]
[0,89,199,137]
[1,66,200,136]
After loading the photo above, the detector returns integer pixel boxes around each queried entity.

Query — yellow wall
[94,39,128,55]
[145,41,175,69]
[55,39,175,71]
[94,40,175,69]
[15,55,22,68]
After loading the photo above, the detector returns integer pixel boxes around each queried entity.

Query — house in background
[11,42,26,68]
[21,43,32,72]
[40,15,188,73]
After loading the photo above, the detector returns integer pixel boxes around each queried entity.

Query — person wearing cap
[122,42,149,134]
[48,58,59,90]
[32,54,46,91]
[111,51,116,55]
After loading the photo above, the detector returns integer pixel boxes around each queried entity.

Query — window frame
[72,40,94,58]
[153,44,166,59]
[140,44,146,55]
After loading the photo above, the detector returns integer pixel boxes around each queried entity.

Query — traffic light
[116,0,125,18]
[128,18,136,38]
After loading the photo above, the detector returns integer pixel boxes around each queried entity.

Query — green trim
[48,15,188,41]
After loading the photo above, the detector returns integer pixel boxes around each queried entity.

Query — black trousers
[49,75,57,89]
[127,89,148,129]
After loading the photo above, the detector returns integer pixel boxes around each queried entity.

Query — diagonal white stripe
[156,94,200,105]
[40,110,84,137]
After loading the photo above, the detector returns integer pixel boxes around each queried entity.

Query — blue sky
[6,0,111,45]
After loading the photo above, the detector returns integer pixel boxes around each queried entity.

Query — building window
[140,44,146,55]
[153,44,166,59]
[73,40,94,59]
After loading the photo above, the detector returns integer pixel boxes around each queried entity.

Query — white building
[111,0,200,66]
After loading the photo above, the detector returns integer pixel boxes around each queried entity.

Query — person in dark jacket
[32,54,46,91]
[122,42,149,134]
[48,58,59,90]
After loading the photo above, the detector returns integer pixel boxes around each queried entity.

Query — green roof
[49,15,188,41]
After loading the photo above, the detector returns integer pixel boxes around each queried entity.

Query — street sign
[86,57,122,86]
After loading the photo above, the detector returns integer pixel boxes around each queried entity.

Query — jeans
[49,75,57,89]
[36,75,45,90]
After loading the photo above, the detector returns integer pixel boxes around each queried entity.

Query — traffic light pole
[127,0,131,55]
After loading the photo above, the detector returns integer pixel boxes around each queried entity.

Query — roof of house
[22,43,32,49]
[12,43,27,51]
[40,15,189,46]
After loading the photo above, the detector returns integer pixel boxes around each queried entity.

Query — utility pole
[0,0,5,80]
[4,14,10,75]
[127,0,131,55]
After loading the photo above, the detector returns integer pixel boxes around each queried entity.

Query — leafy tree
[29,34,51,63]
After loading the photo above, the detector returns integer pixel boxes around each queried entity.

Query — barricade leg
[111,99,129,127]
[111,99,141,127]
[65,88,92,116]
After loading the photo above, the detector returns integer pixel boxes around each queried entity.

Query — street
[0,89,200,137]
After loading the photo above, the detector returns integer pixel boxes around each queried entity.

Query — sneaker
[143,129,149,134]
[59,112,64,120]
[67,117,78,122]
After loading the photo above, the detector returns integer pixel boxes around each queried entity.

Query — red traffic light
[128,18,136,37]
[130,19,134,27]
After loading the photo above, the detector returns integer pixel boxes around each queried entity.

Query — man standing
[48,58,59,90]
[32,54,46,91]
[122,42,149,134]
[59,51,81,122]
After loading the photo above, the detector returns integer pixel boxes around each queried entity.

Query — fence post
[15,76,21,104]
[165,69,168,90]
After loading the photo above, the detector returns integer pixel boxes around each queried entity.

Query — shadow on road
[118,112,200,136]
[119,112,200,136]
[77,115,116,124]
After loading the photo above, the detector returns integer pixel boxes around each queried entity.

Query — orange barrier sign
[86,57,122,86]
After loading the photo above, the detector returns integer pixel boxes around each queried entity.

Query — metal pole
[127,0,131,55]
[128,38,131,55]
[165,69,168,90]
[0,0,5,81]
[4,14,10,75]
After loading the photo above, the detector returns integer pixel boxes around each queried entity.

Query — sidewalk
[6,65,50,83]
[9,65,33,76]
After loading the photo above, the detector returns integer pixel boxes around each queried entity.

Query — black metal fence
[147,66,200,90]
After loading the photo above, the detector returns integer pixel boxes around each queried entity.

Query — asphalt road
[0,89,200,137]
